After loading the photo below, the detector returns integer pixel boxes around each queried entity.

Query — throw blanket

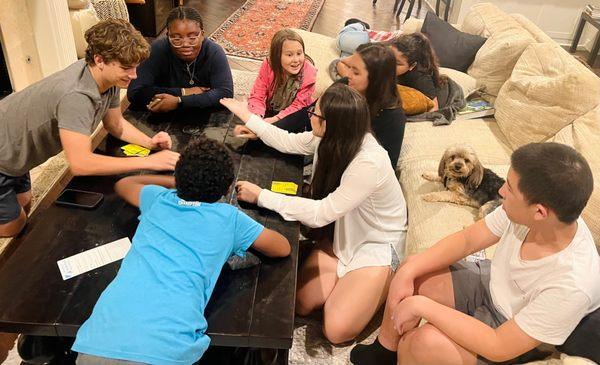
[406,76,466,126]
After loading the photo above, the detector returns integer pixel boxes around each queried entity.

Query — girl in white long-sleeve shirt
[220,83,408,344]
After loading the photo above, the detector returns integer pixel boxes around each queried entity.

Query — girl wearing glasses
[220,83,408,345]
[127,7,233,115]
[247,29,317,124]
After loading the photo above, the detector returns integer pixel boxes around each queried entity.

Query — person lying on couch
[351,142,600,365]
[127,6,233,115]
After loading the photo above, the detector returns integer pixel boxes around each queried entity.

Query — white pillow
[440,67,479,97]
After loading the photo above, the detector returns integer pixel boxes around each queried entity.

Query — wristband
[181,88,186,96]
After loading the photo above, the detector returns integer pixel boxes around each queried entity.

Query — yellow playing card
[271,181,298,195]
[121,144,150,157]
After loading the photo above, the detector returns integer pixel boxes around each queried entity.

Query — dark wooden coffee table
[0,108,302,363]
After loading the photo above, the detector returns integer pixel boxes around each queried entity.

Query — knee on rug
[397,324,450,365]
[321,312,362,344]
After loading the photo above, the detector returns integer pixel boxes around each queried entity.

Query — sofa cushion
[549,106,600,247]
[467,28,535,98]
[69,7,100,59]
[399,119,512,256]
[292,29,338,98]
[495,43,600,150]
[440,67,479,97]
[68,0,90,10]
[422,12,487,72]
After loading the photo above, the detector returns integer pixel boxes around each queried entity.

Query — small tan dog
[422,145,505,218]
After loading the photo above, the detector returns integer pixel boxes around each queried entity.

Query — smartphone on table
[55,189,104,209]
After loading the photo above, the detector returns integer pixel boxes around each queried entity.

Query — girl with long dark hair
[388,33,444,111]
[220,83,408,344]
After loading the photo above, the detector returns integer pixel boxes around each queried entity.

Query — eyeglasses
[168,34,201,48]
[307,105,324,120]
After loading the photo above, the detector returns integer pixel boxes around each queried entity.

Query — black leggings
[270,101,315,133]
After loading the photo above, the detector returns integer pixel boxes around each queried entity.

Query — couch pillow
[549,106,600,247]
[68,0,90,10]
[398,85,434,115]
[495,43,600,150]
[440,67,479,97]
[467,27,535,98]
[421,12,487,72]
[557,308,600,364]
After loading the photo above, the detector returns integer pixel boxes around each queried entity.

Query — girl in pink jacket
[248,29,317,124]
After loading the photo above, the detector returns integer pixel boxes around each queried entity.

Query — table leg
[444,0,451,21]
[276,349,289,365]
[588,32,600,67]
[570,15,586,53]
[436,0,441,17]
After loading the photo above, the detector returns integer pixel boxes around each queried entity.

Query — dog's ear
[437,154,448,178]
[467,160,484,189]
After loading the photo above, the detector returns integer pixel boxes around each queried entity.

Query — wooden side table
[570,12,600,67]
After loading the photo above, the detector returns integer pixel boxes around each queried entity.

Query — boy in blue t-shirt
[72,136,290,365]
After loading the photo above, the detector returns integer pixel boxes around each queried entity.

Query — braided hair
[166,6,204,30]
[388,33,444,88]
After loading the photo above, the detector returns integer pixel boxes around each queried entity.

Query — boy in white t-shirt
[351,142,600,365]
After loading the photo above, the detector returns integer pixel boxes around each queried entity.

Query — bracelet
[181,88,186,96]
[178,96,182,104]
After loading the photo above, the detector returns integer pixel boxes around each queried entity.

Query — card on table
[121,144,150,157]
[271,181,298,195]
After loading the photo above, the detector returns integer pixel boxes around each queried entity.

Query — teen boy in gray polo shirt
[0,19,180,238]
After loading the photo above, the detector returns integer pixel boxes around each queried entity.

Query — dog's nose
[453,164,462,171]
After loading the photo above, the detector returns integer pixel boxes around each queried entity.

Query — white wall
[25,0,77,77]
[449,0,599,51]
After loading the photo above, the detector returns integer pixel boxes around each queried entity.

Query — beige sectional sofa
[293,3,600,260]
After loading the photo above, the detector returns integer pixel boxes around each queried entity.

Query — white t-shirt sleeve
[514,288,590,345]
[484,205,510,238]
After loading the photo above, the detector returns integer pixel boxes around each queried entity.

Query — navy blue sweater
[127,37,233,109]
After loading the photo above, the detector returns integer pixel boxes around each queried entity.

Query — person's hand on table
[145,149,180,171]
[220,98,252,123]
[149,131,173,150]
[148,93,179,113]
[233,125,258,140]
[235,181,262,204]
[183,86,210,95]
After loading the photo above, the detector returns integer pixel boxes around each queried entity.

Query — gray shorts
[0,172,31,224]
[76,353,146,365]
[450,260,551,365]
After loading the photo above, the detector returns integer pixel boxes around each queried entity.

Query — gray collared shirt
[0,59,120,176]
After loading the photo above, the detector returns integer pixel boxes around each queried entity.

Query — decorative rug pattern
[209,0,326,59]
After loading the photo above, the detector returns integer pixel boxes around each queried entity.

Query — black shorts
[0,171,31,224]
[450,260,552,365]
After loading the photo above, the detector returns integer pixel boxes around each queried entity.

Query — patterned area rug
[209,0,326,59]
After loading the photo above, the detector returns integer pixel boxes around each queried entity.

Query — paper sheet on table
[57,237,132,280]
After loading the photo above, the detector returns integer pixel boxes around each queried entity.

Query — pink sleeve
[247,59,272,117]
[275,62,317,119]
